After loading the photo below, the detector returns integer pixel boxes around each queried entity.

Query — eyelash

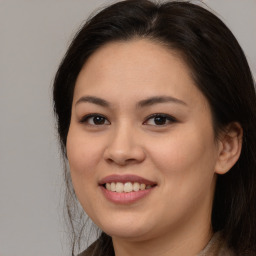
[79,113,177,126]
[143,113,177,126]
[79,114,110,126]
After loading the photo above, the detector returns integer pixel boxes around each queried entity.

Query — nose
[103,124,146,166]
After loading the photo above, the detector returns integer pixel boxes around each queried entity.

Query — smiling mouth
[103,182,156,193]
[99,174,157,193]
[99,175,157,203]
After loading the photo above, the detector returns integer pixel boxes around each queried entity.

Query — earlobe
[215,122,243,175]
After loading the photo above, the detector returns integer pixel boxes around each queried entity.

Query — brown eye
[154,116,168,125]
[80,114,110,125]
[144,114,176,126]
[92,116,106,125]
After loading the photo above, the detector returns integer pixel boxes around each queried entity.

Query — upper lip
[99,174,157,186]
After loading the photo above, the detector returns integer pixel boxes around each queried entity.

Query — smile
[104,182,154,193]
[99,174,157,204]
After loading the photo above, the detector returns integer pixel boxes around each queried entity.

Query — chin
[106,227,151,241]
[96,216,155,241]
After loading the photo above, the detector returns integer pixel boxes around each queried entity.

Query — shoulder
[198,232,236,256]
[77,241,97,256]
[78,232,114,256]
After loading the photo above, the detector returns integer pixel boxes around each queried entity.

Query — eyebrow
[137,96,187,108]
[75,95,187,108]
[75,96,110,107]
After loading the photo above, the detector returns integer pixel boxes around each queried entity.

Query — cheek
[148,126,217,187]
[66,128,102,176]
[66,128,105,206]
[66,128,104,213]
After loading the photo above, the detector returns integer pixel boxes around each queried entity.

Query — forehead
[73,39,208,109]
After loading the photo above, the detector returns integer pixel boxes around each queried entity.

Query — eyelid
[143,113,177,125]
[79,113,111,125]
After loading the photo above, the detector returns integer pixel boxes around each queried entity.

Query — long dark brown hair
[53,1,256,255]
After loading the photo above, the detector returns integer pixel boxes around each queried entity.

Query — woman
[53,1,256,255]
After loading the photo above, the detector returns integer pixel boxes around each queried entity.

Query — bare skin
[67,39,242,256]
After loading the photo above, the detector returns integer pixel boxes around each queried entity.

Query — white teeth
[106,183,111,190]
[133,182,140,192]
[105,182,153,192]
[124,182,133,192]
[110,182,116,192]
[115,182,124,193]
[140,184,146,190]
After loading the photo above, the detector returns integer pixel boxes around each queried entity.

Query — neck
[112,223,213,256]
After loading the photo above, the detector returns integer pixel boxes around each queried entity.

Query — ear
[215,122,243,175]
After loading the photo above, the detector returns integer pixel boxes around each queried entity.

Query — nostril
[105,157,135,166]
[103,141,146,165]
[106,158,114,164]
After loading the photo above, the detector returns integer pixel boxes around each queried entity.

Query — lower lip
[100,186,155,204]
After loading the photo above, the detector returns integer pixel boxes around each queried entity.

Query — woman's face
[66,39,221,242]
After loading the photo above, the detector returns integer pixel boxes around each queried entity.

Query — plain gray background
[0,0,255,255]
